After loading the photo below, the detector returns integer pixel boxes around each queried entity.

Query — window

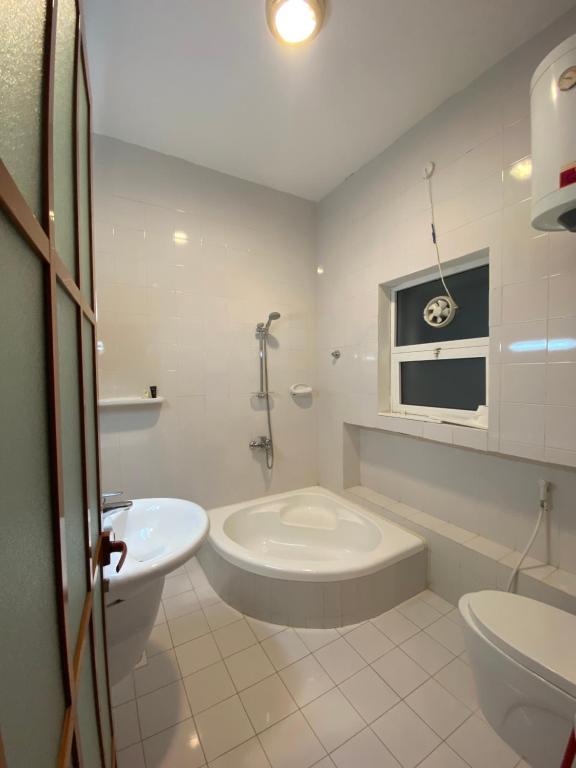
[389,261,489,424]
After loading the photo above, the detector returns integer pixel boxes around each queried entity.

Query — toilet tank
[531,33,576,232]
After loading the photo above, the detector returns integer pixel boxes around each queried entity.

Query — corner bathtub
[198,487,426,628]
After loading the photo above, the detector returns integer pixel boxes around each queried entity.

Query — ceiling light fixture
[266,0,326,46]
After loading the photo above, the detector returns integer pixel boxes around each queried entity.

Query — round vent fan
[423,295,457,328]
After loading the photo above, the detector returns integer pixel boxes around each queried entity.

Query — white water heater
[531,33,576,232]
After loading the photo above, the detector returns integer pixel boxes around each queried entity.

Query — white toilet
[459,590,576,768]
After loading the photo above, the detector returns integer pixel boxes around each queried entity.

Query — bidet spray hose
[506,480,550,593]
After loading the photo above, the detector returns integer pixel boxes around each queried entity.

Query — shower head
[264,311,281,331]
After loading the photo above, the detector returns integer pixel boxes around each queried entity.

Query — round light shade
[266,0,326,45]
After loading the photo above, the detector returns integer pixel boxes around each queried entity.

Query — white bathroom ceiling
[84,0,575,201]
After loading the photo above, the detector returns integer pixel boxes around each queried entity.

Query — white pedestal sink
[103,498,209,684]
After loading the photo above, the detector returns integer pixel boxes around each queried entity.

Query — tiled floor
[113,557,529,768]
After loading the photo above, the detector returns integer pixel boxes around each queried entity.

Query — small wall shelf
[98,397,165,409]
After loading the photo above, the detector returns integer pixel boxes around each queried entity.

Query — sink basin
[104,497,209,600]
[104,497,209,684]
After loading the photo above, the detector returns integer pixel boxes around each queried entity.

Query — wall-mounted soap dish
[290,384,313,396]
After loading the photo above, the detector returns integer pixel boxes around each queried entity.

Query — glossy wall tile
[94,136,317,508]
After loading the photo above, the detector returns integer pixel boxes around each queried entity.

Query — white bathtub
[199,487,426,627]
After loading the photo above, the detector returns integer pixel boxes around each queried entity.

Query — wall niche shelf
[98,397,165,409]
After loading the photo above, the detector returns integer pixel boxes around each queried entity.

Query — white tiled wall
[316,8,576,501]
[94,136,317,508]
[94,10,576,579]
[357,428,576,577]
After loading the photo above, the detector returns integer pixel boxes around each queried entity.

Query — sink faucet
[102,491,133,516]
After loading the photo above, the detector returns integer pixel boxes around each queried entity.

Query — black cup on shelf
[150,385,157,399]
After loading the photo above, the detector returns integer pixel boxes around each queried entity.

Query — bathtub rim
[206,485,426,582]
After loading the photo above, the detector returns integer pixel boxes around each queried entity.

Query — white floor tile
[240,674,298,732]
[142,718,205,768]
[339,666,399,723]
[146,623,173,657]
[163,590,201,620]
[331,728,400,768]
[112,673,135,707]
[246,616,286,641]
[372,701,441,768]
[314,638,365,684]
[169,565,189,577]
[169,609,210,646]
[225,643,275,690]
[204,601,243,630]
[208,736,271,768]
[401,632,454,675]
[371,610,420,644]
[185,559,209,587]
[175,633,221,677]
[301,688,364,752]
[417,591,454,615]
[446,608,465,627]
[213,618,257,657]
[397,599,442,629]
[447,715,519,768]
[116,587,506,768]
[262,629,310,670]
[195,583,221,609]
[113,701,141,750]
[417,742,469,768]
[337,621,366,636]
[434,657,479,710]
[425,616,467,655]
[162,573,193,599]
[183,660,236,714]
[279,655,334,707]
[405,678,471,738]
[116,742,145,768]
[134,648,181,697]
[195,695,255,761]
[371,648,429,697]
[137,680,191,739]
[259,711,326,768]
[295,627,340,652]
[188,568,209,590]
[185,556,203,577]
[345,623,394,663]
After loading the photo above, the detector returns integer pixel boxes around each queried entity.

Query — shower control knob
[249,436,271,450]
[331,350,341,359]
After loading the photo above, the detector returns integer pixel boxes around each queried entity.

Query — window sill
[379,411,488,430]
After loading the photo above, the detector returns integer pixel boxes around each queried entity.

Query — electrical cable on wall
[423,162,459,328]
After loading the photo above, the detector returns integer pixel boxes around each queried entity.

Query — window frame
[389,258,489,424]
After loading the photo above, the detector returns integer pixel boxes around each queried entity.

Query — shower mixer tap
[249,436,272,450]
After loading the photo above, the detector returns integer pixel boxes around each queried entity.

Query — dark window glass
[400,358,486,411]
[396,262,489,346]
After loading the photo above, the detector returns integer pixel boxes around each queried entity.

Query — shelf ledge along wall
[93,136,317,509]
[315,8,576,604]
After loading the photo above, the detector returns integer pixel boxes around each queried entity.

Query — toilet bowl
[459,590,576,768]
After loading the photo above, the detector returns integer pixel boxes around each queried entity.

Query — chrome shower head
[264,311,281,332]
